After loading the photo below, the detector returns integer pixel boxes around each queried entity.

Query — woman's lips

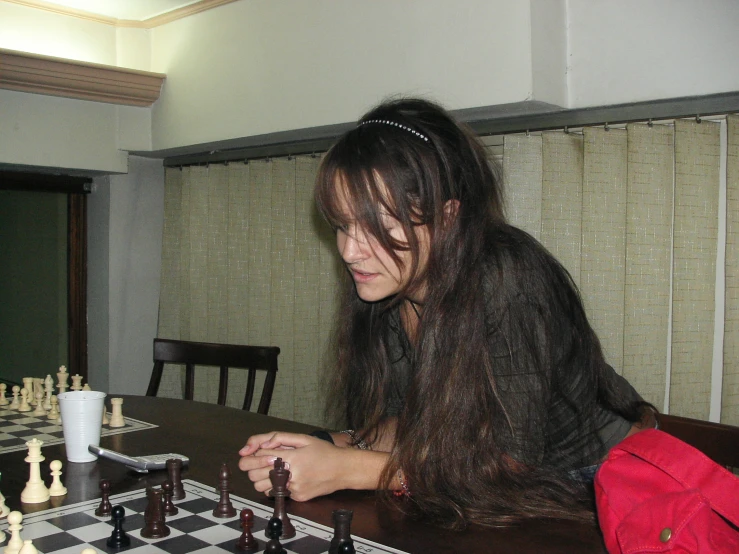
[350,268,377,283]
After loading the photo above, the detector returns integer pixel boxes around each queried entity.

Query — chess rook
[141,487,170,538]
[108,397,125,427]
[166,458,186,500]
[329,509,355,554]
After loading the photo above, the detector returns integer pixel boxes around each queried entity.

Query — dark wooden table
[0,396,607,553]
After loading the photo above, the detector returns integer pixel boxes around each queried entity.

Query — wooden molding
[2,0,240,28]
[0,48,166,106]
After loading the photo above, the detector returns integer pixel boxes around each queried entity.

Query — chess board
[0,479,408,554]
[0,408,158,454]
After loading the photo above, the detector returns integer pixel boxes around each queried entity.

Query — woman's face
[334,182,430,303]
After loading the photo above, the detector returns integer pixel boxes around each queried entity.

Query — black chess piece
[236,508,259,552]
[162,480,179,516]
[95,479,112,517]
[213,462,237,517]
[269,458,295,539]
[166,458,186,500]
[337,542,356,554]
[141,487,170,539]
[329,509,354,554]
[264,517,287,554]
[106,505,131,548]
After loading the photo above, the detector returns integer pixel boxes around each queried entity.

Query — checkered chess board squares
[0,480,407,553]
[0,408,158,454]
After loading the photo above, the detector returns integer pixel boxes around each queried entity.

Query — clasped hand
[238,432,351,501]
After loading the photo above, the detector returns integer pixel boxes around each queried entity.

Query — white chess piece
[48,396,60,421]
[20,439,50,504]
[32,390,46,417]
[0,383,8,406]
[48,460,67,497]
[32,379,44,406]
[102,403,109,425]
[108,397,125,428]
[57,365,69,394]
[17,388,31,412]
[22,378,34,405]
[5,510,24,554]
[80,549,97,554]
[9,385,20,410]
[82,383,91,391]
[43,375,53,411]
[70,375,83,391]
[0,471,10,517]
[18,539,38,554]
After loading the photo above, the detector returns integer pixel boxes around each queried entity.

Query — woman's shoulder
[481,225,580,307]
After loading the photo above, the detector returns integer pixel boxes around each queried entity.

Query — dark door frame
[0,171,92,381]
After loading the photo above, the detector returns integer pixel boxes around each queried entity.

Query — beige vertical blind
[500,116,738,424]
[157,157,339,425]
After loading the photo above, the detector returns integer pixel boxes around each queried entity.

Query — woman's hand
[238,432,387,501]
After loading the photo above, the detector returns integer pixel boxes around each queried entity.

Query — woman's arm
[330,416,398,452]
[238,431,396,501]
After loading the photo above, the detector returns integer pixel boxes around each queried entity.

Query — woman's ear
[443,199,460,226]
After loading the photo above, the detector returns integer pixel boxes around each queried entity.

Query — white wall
[149,0,535,150]
[106,156,165,394]
[566,0,739,108]
[87,157,164,394]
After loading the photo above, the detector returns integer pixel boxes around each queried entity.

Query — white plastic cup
[57,391,106,463]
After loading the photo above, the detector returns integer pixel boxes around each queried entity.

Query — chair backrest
[657,413,739,470]
[146,338,280,415]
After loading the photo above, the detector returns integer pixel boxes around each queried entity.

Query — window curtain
[503,116,739,424]
[157,157,340,425]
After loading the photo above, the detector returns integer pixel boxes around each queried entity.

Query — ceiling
[24,0,204,21]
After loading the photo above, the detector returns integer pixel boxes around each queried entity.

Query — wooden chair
[657,413,739,470]
[146,338,280,415]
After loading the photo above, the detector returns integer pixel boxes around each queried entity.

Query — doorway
[0,171,90,387]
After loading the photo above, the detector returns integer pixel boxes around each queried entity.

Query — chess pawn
[5,511,24,553]
[70,375,83,391]
[18,388,32,412]
[0,382,8,406]
[43,375,54,410]
[9,385,21,410]
[18,539,38,553]
[48,396,60,421]
[264,517,287,554]
[82,383,91,391]
[108,397,125,427]
[49,460,67,497]
[32,390,46,417]
[57,366,69,394]
[237,508,259,552]
[0,477,10,517]
[20,438,50,504]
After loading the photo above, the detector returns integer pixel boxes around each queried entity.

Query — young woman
[238,98,649,529]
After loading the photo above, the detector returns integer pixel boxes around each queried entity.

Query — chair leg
[218,367,228,405]
[146,362,164,396]
[185,364,195,400]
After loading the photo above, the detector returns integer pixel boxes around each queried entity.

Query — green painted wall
[0,190,67,388]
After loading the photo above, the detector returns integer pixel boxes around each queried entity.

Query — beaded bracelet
[339,429,370,450]
[393,469,411,498]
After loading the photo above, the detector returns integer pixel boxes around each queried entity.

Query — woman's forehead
[333,172,394,214]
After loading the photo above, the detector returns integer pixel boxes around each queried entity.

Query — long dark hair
[315,98,639,528]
